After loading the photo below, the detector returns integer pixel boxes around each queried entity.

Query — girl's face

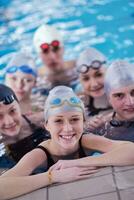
[0,101,22,137]
[80,67,105,98]
[45,111,84,152]
[5,71,36,101]
[109,85,134,121]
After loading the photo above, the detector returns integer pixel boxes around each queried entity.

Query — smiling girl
[0,85,134,200]
[76,47,112,130]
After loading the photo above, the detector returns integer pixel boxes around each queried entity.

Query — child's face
[0,101,22,137]
[80,67,105,98]
[5,71,36,101]
[40,46,64,72]
[109,85,134,121]
[45,111,84,151]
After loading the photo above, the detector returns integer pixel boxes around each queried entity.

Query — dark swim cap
[0,84,18,105]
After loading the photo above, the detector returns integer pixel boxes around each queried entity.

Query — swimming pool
[0,0,134,82]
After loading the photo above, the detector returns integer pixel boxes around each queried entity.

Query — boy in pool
[90,60,134,141]
[33,24,79,95]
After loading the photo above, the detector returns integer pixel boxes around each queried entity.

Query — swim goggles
[77,60,106,74]
[50,96,82,108]
[6,65,37,77]
[40,40,60,53]
[0,95,18,105]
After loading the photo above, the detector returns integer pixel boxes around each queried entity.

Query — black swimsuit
[6,115,50,162]
[87,97,111,116]
[36,136,94,169]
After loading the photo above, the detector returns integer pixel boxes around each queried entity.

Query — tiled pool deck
[13,166,134,200]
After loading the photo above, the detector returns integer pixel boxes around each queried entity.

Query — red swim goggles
[40,40,61,53]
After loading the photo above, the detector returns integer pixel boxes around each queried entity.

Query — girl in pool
[0,84,49,174]
[76,47,112,130]
[0,85,134,200]
[5,51,44,115]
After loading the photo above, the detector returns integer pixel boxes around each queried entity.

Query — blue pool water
[0,0,134,82]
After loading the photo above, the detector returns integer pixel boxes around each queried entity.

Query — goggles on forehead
[6,65,37,77]
[77,60,106,74]
[40,40,61,54]
[49,96,82,108]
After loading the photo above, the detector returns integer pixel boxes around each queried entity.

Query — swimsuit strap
[36,146,55,168]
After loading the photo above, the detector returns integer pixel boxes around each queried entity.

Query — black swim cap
[0,84,18,105]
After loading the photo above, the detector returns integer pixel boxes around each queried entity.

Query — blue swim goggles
[6,65,37,77]
[50,96,82,108]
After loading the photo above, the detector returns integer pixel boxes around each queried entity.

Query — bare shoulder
[81,133,102,145]
[64,60,76,70]
[38,65,46,76]
[1,148,47,177]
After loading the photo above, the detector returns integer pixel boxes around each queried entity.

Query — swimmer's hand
[86,112,112,131]
[86,115,105,130]
[50,159,98,170]
[51,166,99,183]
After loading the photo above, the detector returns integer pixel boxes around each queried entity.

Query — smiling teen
[0,86,134,200]
[0,84,49,174]
[76,47,112,131]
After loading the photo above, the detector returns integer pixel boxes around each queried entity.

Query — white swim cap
[104,60,134,95]
[44,86,85,122]
[33,24,63,53]
[77,47,107,73]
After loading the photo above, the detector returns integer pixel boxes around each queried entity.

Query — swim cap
[44,86,85,122]
[33,24,63,53]
[6,51,37,77]
[77,47,107,73]
[104,60,134,95]
[0,84,18,104]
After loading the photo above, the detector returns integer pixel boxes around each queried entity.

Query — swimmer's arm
[79,134,134,166]
[0,172,52,200]
[0,149,48,199]
[2,148,47,177]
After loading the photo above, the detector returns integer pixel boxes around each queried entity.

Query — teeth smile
[60,135,74,139]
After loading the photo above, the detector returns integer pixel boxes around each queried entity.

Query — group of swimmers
[0,24,134,199]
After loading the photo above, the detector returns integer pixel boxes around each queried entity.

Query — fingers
[50,165,60,171]
[79,169,99,176]
[87,116,104,129]
[49,160,65,171]
[77,174,95,181]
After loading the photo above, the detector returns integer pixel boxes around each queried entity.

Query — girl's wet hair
[0,84,18,105]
